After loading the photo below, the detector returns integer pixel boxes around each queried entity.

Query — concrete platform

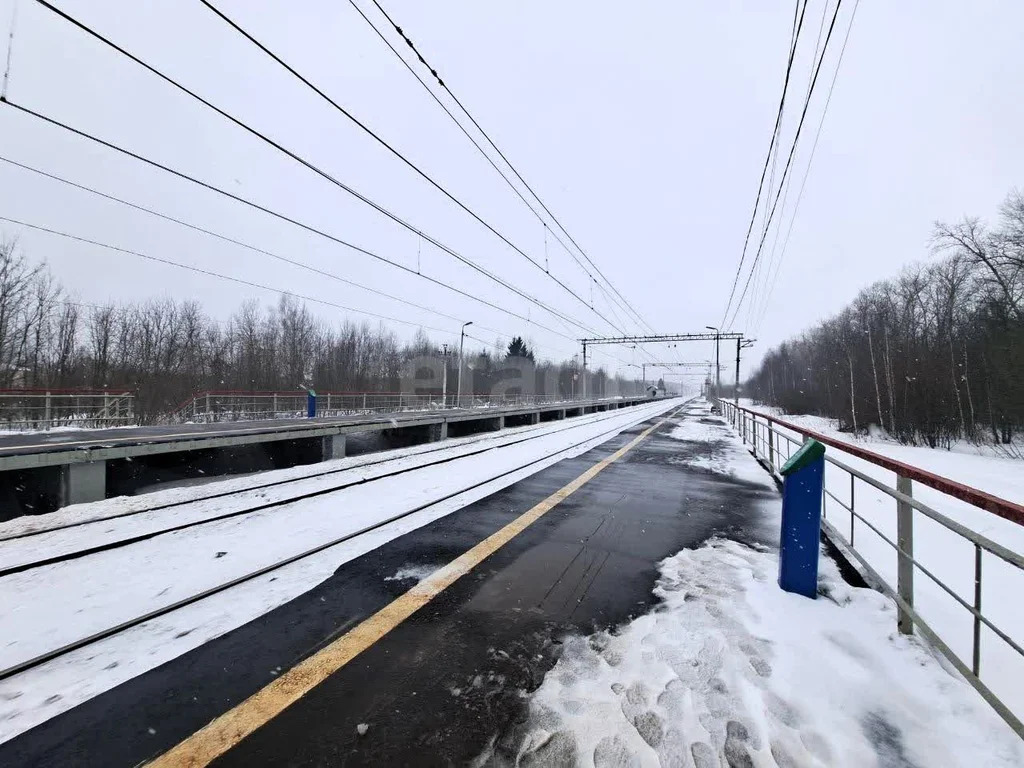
[0,396,651,515]
[0,402,779,767]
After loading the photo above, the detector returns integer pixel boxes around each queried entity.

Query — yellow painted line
[149,404,681,768]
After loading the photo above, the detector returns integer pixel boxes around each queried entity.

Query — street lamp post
[706,326,721,399]
[457,321,473,408]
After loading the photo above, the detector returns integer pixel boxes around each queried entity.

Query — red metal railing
[731,405,1024,527]
[717,398,1024,737]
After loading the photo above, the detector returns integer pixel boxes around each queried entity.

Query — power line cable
[754,0,859,333]
[353,0,656,335]
[0,153,537,342]
[26,0,612,340]
[0,98,588,344]
[747,0,832,330]
[726,0,845,329]
[720,0,809,326]
[0,214,464,336]
[194,0,626,338]
[347,0,645,335]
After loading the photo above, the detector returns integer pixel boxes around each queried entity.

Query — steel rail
[0,406,659,574]
[0,400,686,682]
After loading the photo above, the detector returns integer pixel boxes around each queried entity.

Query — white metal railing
[0,389,136,431]
[717,398,1024,739]
[168,390,641,424]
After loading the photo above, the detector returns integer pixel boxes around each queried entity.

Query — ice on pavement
[384,564,438,583]
[666,406,773,489]
[511,539,1022,767]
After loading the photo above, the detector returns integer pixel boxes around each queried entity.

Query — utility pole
[735,338,755,405]
[581,340,588,400]
[735,337,741,405]
[706,326,721,399]
[457,321,473,408]
[440,343,449,407]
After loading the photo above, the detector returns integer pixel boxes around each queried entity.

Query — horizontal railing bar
[820,453,1024,570]
[748,408,1023,568]
[824,487,853,513]
[728,401,1024,526]
[843,504,1024,658]
[820,519,1024,739]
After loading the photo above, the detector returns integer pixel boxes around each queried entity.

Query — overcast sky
[1,0,1022,386]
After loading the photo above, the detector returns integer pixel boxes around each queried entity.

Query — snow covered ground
[511,540,1022,767]
[738,401,1024,725]
[504,402,1022,767]
[0,399,678,744]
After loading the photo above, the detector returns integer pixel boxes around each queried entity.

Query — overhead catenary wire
[3,163,606,366]
[1,212,584,364]
[0,98,598,348]
[0,155,467,324]
[194,0,629,339]
[24,0,614,342]
[725,0,846,330]
[0,214,466,336]
[0,154,587,352]
[720,0,810,327]
[350,0,656,336]
[746,0,831,331]
[753,0,859,334]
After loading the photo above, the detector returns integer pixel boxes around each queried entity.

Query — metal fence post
[44,391,52,430]
[768,427,775,469]
[973,543,982,676]
[896,474,914,634]
[363,393,367,411]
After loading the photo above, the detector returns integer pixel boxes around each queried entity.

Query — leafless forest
[748,190,1024,450]
[0,239,638,421]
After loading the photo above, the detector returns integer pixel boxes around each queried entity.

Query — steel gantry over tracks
[577,332,749,398]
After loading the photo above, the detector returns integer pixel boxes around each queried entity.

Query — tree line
[746,190,1024,451]
[0,238,643,422]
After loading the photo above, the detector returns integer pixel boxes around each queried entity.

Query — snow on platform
[512,539,1021,767]
[0,400,676,744]
[502,401,1022,767]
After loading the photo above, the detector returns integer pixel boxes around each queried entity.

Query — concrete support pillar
[321,434,347,461]
[530,412,540,424]
[497,416,505,430]
[428,422,448,442]
[61,460,106,507]
[558,409,566,420]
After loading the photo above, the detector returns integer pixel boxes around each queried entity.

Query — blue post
[778,438,825,598]
[306,389,317,419]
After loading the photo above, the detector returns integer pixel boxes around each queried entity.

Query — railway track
[0,406,656,577]
[0,399,683,682]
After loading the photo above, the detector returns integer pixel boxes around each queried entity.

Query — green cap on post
[780,438,825,476]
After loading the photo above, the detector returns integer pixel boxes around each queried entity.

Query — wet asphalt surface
[0,402,780,767]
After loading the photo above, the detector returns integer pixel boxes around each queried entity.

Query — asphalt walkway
[0,400,779,767]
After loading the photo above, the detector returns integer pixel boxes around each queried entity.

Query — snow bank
[508,539,1022,767]
[737,400,1024,723]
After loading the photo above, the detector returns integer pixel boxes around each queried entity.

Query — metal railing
[169,390,635,424]
[0,389,136,431]
[716,398,1024,738]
